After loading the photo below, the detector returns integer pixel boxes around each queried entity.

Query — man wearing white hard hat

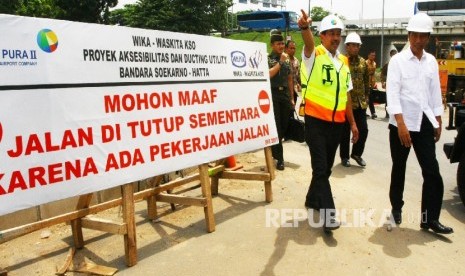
[339,32,370,168]
[386,12,453,234]
[298,10,359,232]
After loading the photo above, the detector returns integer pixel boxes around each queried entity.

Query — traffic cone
[225,155,243,170]
[226,155,236,168]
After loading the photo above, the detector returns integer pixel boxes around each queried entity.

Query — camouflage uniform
[340,55,370,161]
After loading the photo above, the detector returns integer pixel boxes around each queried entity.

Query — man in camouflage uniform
[340,32,370,167]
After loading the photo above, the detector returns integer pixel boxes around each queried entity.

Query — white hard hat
[406,13,433,33]
[345,32,362,45]
[320,14,344,33]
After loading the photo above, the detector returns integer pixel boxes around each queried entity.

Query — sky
[114,0,423,20]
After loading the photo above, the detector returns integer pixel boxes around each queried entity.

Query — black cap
[270,29,283,43]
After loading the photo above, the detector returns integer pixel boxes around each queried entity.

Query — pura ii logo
[37,29,59,53]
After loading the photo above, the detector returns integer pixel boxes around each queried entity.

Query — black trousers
[305,116,344,209]
[389,115,444,222]
[340,108,369,159]
[271,89,291,162]
[368,89,376,115]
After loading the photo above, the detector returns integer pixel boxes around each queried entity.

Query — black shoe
[324,217,340,231]
[420,220,454,234]
[341,158,351,167]
[371,113,377,119]
[276,160,284,170]
[391,209,402,224]
[350,154,366,167]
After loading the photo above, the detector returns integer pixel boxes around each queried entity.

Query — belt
[272,86,286,91]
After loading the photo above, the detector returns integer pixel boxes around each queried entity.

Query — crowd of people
[267,10,453,234]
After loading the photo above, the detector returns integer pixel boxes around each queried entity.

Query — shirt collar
[321,44,341,58]
[406,47,426,61]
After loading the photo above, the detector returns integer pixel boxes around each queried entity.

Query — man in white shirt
[386,13,453,234]
[298,10,358,232]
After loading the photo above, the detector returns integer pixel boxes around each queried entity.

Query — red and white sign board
[0,14,278,215]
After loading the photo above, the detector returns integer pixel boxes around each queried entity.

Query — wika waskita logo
[231,51,246,68]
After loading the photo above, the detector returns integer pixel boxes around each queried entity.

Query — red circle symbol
[258,90,271,114]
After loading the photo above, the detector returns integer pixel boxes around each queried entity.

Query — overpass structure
[319,16,465,66]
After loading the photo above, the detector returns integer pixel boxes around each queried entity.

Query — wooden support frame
[145,163,215,233]
[211,147,275,203]
[0,146,273,271]
[70,183,137,267]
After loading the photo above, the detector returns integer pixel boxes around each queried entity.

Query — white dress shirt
[301,46,353,91]
[386,47,443,131]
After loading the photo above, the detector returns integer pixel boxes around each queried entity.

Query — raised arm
[298,9,314,58]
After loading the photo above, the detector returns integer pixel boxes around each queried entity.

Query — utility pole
[380,0,385,68]
[308,0,311,14]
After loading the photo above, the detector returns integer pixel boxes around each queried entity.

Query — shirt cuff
[386,105,402,115]
[433,106,444,116]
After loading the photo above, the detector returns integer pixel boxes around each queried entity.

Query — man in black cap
[268,29,294,170]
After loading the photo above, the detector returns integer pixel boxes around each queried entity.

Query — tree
[0,0,117,24]
[0,0,19,14]
[310,6,345,22]
[54,0,118,23]
[110,0,233,35]
[310,6,329,21]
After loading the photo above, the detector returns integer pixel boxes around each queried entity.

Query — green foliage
[108,3,139,26]
[54,0,118,23]
[310,6,329,21]
[111,0,233,35]
[310,6,345,21]
[0,0,117,23]
[226,30,321,62]
[0,0,19,14]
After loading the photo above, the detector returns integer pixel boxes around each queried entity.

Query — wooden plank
[208,165,225,177]
[70,257,117,275]
[210,175,220,196]
[199,164,215,233]
[135,173,200,202]
[55,247,75,275]
[220,171,271,181]
[80,217,127,235]
[154,174,200,193]
[71,194,93,249]
[155,194,207,207]
[121,184,137,267]
[208,164,224,196]
[264,147,275,181]
[0,197,123,245]
[264,147,274,202]
[264,180,273,203]
[148,175,164,188]
[146,175,163,220]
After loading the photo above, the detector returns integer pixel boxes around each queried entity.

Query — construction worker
[298,10,359,232]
